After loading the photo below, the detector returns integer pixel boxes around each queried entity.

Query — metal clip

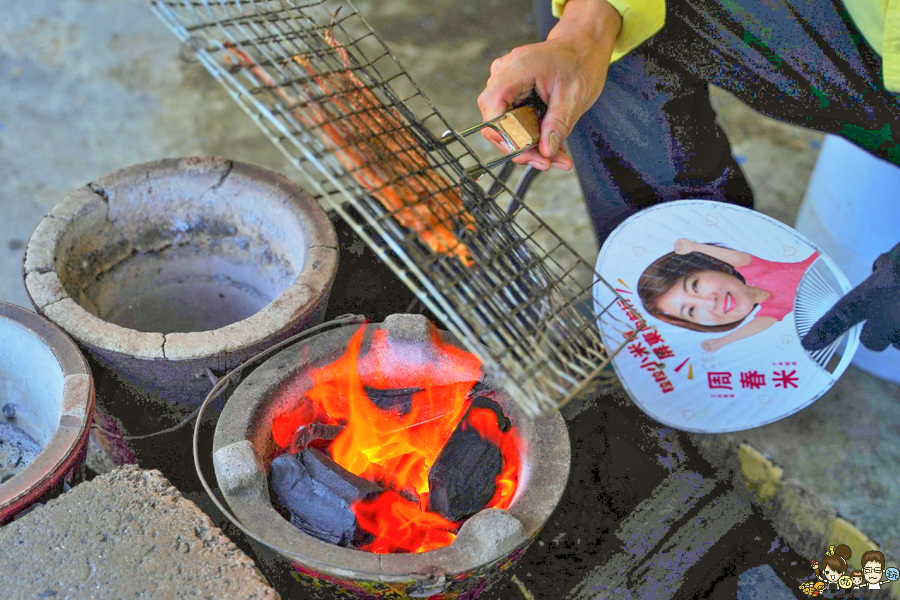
[406,566,447,597]
[441,93,547,180]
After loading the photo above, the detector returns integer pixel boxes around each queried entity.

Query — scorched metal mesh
[151,0,629,417]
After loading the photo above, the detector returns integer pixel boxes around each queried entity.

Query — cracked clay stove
[212,314,571,599]
[23,157,338,408]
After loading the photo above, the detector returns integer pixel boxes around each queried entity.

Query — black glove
[802,241,900,352]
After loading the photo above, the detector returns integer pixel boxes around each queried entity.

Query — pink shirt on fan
[735,252,819,321]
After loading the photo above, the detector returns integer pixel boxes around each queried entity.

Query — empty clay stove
[0,302,94,523]
[23,157,338,406]
[212,314,570,599]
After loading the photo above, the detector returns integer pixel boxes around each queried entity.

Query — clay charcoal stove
[0,301,95,523]
[212,314,571,598]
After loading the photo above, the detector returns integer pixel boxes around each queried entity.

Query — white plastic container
[794,134,900,383]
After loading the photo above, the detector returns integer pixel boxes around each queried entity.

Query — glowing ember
[271,325,521,553]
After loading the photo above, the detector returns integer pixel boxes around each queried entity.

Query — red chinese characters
[708,372,733,389]
[616,301,675,395]
[706,369,801,394]
[772,370,799,389]
[739,371,766,389]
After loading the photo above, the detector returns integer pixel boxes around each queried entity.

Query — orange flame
[270,325,520,553]
[354,491,458,554]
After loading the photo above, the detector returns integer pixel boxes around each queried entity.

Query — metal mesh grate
[151,0,629,417]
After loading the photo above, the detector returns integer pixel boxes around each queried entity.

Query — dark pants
[535,0,900,243]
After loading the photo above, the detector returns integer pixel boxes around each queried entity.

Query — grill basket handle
[441,92,547,179]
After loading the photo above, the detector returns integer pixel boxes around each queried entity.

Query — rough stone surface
[0,465,279,600]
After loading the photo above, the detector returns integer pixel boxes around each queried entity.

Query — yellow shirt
[551,0,900,92]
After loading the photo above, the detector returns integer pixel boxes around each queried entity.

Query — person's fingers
[480,127,511,152]
[538,85,581,160]
[477,61,534,122]
[801,283,877,351]
[515,148,551,170]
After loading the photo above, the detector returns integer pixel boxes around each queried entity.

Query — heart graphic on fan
[682,410,695,420]
[704,215,718,226]
[783,245,797,257]
[758,395,772,405]
[633,246,646,257]
[781,335,793,345]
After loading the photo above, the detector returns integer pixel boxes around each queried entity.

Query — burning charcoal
[289,422,344,454]
[2,403,16,420]
[270,450,383,547]
[427,396,511,521]
[469,396,510,433]
[363,386,420,415]
[428,429,502,522]
[270,453,357,546]
[299,448,382,504]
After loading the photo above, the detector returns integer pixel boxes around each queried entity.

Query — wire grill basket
[151,0,629,417]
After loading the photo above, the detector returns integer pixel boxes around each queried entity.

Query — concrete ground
[1,0,899,595]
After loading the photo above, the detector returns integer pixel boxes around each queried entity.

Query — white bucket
[794,134,900,383]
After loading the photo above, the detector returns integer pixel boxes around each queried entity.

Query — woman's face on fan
[656,271,755,326]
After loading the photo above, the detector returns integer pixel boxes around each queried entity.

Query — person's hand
[476,0,622,171]
[674,238,695,255]
[802,241,900,352]
[701,339,724,353]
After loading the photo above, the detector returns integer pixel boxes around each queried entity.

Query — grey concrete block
[0,465,279,600]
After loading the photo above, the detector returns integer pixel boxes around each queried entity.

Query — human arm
[476,0,623,171]
[802,241,900,352]
[701,316,778,352]
[674,238,752,268]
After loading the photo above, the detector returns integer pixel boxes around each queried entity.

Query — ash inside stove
[0,404,42,484]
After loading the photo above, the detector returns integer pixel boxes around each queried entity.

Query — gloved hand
[802,241,900,352]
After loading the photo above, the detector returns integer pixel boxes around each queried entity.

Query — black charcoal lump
[270,449,381,547]
[427,396,508,522]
